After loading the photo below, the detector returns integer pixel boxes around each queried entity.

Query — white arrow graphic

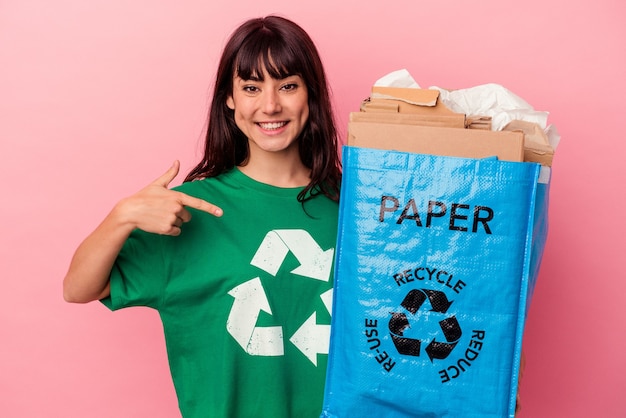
[250,230,334,282]
[289,290,333,365]
[226,277,283,356]
[289,311,330,366]
[320,288,333,316]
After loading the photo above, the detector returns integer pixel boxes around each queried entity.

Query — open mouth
[258,121,288,130]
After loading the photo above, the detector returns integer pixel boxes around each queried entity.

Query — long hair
[184,15,341,202]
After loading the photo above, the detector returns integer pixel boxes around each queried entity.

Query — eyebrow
[236,72,297,83]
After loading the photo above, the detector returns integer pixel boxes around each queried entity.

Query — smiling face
[226,68,309,160]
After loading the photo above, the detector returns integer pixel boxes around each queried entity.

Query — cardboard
[348,119,525,162]
[349,111,465,129]
[466,115,492,130]
[363,86,461,116]
[358,85,552,166]
[370,86,440,106]
[503,120,554,166]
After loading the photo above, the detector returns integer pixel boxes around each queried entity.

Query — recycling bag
[322,146,549,418]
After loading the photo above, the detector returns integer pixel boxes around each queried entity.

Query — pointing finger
[177,192,223,217]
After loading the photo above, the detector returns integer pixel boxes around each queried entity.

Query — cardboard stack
[348,85,555,167]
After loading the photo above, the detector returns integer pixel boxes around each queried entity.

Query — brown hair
[184,15,341,202]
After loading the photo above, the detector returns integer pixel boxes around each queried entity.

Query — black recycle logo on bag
[388,289,462,361]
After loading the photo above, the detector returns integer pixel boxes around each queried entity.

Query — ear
[226,95,235,110]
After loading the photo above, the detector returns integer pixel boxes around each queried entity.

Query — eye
[280,83,299,92]
[242,85,260,93]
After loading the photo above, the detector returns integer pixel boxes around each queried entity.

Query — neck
[238,152,310,188]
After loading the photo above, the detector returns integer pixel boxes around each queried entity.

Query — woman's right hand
[115,160,223,236]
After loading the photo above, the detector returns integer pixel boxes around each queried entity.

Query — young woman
[63,15,341,418]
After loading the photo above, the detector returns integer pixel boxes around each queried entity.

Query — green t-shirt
[102,169,339,418]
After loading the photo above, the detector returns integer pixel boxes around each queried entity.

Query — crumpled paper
[432,84,548,132]
[373,68,421,89]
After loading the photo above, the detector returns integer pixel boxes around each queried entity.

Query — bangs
[234,31,303,80]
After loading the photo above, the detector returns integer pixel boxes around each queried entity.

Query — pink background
[1,0,625,416]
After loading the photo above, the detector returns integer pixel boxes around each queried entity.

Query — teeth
[259,122,286,130]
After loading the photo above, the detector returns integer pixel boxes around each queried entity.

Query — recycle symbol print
[388,289,462,361]
[226,229,334,366]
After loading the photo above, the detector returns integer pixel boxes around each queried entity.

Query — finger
[151,160,180,188]
[168,225,182,237]
[172,215,184,228]
[177,208,192,224]
[177,192,223,217]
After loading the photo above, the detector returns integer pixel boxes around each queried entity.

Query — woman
[63,15,341,418]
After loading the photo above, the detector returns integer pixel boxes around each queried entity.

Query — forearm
[63,205,135,303]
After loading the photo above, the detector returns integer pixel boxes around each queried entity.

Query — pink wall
[1,1,624,416]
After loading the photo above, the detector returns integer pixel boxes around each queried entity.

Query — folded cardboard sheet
[348,119,525,162]
[503,120,554,166]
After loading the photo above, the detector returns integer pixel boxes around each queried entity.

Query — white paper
[545,124,561,150]
[431,83,549,131]
[374,69,421,89]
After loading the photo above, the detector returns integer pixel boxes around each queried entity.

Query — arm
[63,161,223,303]
[62,204,134,303]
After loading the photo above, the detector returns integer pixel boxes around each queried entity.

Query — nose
[262,90,282,114]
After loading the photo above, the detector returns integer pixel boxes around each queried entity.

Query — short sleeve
[100,228,167,311]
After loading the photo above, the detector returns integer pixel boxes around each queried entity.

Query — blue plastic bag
[322,146,548,418]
